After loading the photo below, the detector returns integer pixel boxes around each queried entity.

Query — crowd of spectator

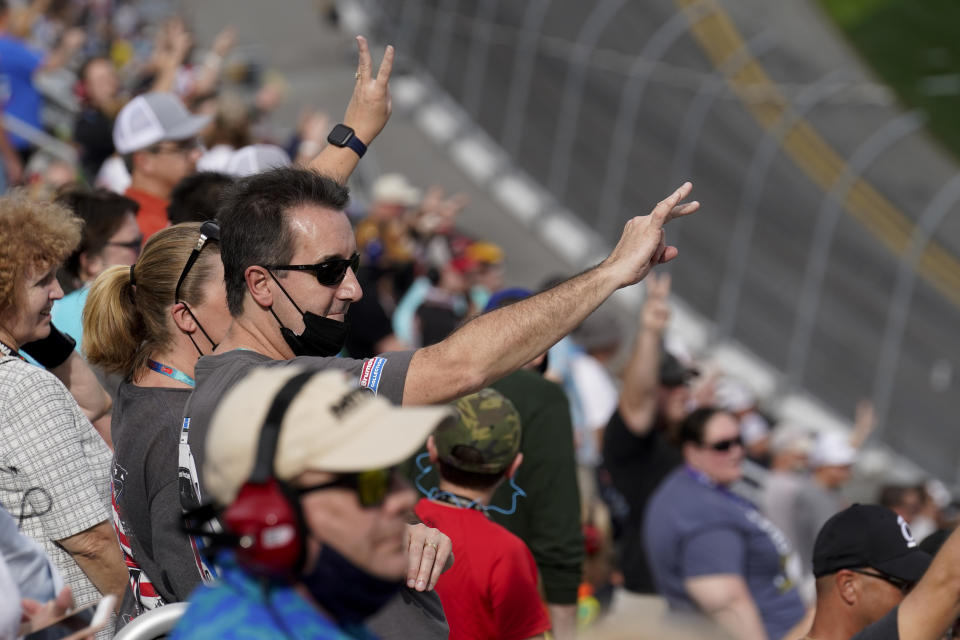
[1,2,960,640]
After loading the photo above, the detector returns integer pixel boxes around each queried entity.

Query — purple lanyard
[683,465,756,511]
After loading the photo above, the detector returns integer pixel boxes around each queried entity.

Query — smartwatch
[327,124,367,158]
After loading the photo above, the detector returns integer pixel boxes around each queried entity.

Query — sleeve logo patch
[359,357,387,394]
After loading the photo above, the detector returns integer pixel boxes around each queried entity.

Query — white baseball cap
[113,92,211,154]
[809,430,858,468]
[204,367,455,505]
[370,173,421,207]
[226,144,291,177]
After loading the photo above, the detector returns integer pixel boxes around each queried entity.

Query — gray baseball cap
[113,92,211,154]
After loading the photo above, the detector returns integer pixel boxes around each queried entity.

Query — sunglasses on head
[850,568,914,594]
[174,221,221,303]
[703,435,743,452]
[265,253,360,287]
[296,467,394,508]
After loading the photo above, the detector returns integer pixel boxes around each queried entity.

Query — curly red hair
[0,193,82,311]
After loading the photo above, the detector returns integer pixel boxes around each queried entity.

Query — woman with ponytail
[83,222,229,621]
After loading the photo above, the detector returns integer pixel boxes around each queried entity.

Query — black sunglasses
[296,467,394,508]
[850,568,914,594]
[265,253,360,287]
[174,221,220,303]
[149,138,203,154]
[703,436,744,452]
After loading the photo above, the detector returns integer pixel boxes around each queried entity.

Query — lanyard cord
[0,340,24,360]
[431,491,486,513]
[146,359,196,388]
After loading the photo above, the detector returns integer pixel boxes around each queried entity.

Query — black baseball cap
[812,504,932,581]
[660,351,698,387]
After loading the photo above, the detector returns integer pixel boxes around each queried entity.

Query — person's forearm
[900,525,960,640]
[60,524,128,604]
[405,265,620,405]
[708,597,768,640]
[548,604,577,640]
[619,325,661,430]
[307,145,363,185]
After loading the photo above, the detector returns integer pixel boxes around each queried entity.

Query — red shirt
[415,498,550,640]
[125,187,170,242]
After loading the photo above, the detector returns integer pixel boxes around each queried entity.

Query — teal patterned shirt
[171,557,378,640]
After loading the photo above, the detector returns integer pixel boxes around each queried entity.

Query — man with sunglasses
[803,504,936,640]
[644,408,808,640]
[113,92,210,241]
[173,367,456,640]
[180,164,698,600]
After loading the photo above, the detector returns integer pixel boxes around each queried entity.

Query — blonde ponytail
[83,222,220,377]
[84,265,144,375]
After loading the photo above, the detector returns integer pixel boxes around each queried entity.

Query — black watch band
[327,124,367,158]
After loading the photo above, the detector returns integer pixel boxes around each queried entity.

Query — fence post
[462,0,500,118]
[427,0,460,82]
[666,31,777,255]
[785,111,925,387]
[500,0,552,156]
[546,0,627,201]
[713,71,848,342]
[594,4,710,239]
[871,174,960,440]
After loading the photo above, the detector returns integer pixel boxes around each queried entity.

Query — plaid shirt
[0,356,112,608]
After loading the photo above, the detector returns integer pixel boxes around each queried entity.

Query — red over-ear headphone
[221,370,317,577]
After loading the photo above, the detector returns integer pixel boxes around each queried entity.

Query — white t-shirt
[569,353,618,466]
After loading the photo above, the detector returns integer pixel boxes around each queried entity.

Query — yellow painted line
[674,0,960,307]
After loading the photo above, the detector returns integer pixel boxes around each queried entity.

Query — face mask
[301,543,402,625]
[266,270,350,357]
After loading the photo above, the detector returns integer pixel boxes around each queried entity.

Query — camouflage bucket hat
[437,388,522,474]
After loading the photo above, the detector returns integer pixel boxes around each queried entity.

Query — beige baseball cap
[204,367,455,505]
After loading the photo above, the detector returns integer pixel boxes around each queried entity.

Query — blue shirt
[0,35,44,149]
[51,285,88,353]
[171,558,379,640]
[644,468,805,640]
[0,505,61,602]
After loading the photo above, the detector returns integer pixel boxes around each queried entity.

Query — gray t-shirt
[792,478,846,573]
[645,468,806,640]
[851,606,898,640]
[180,349,413,506]
[111,382,203,623]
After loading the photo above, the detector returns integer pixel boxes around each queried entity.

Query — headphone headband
[248,370,316,484]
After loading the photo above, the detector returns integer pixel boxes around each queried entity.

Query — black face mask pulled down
[301,543,403,626]
[267,271,350,357]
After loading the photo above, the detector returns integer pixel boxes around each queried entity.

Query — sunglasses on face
[850,568,914,594]
[702,436,744,452]
[107,237,144,254]
[296,467,394,508]
[265,253,360,287]
[149,138,203,155]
